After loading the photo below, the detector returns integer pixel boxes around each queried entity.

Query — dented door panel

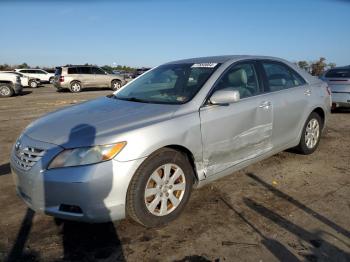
[200,97,273,176]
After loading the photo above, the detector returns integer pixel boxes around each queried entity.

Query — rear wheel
[296,112,322,155]
[111,80,122,91]
[29,80,38,88]
[70,81,82,93]
[126,148,194,227]
[49,77,54,84]
[0,84,14,97]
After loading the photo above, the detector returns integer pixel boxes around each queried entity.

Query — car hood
[24,96,179,148]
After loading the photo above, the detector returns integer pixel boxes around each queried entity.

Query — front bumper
[10,134,146,223]
[331,92,350,108]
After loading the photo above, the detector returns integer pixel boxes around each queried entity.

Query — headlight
[48,142,126,169]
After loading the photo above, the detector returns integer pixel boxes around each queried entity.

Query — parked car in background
[15,69,55,84]
[113,70,133,79]
[53,65,126,92]
[0,72,22,97]
[322,66,350,108]
[11,55,330,227]
[132,67,151,78]
[2,71,40,88]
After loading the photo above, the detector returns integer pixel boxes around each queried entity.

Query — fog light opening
[59,204,83,214]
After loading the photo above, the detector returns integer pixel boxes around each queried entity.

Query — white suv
[2,71,40,88]
[0,72,23,97]
[15,69,54,83]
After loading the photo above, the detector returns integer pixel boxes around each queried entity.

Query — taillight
[59,76,64,82]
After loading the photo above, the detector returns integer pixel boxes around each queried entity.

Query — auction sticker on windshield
[191,63,218,68]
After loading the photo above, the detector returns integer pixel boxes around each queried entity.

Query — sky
[0,0,349,68]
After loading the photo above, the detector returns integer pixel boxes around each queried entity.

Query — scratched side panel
[200,97,273,176]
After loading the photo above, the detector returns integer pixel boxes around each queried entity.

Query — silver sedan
[11,55,331,227]
[322,66,350,108]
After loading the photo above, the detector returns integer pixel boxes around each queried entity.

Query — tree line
[296,57,336,76]
[0,58,337,76]
[0,63,138,73]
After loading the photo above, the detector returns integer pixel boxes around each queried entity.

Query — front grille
[14,146,45,170]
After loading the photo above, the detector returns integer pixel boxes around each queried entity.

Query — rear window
[55,67,62,75]
[325,69,350,78]
[68,67,78,74]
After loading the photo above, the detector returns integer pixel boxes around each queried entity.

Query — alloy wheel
[305,118,320,149]
[144,163,186,216]
[71,83,81,92]
[113,81,121,90]
[0,86,11,96]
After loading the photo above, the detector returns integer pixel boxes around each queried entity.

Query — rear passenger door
[78,67,93,87]
[258,60,309,148]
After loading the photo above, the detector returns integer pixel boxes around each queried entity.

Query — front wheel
[29,80,38,88]
[0,84,14,97]
[126,148,194,227]
[296,112,322,155]
[111,80,122,91]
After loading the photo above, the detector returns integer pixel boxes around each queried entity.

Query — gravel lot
[0,84,349,262]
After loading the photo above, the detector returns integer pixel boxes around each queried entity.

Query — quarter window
[214,63,260,99]
[262,62,306,92]
[68,67,78,74]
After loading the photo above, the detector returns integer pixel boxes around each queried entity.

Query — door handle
[304,89,311,96]
[259,101,272,109]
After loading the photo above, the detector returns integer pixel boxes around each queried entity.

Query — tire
[111,80,122,91]
[296,112,322,155]
[29,80,38,88]
[126,148,194,227]
[49,77,54,84]
[70,81,82,93]
[0,83,14,97]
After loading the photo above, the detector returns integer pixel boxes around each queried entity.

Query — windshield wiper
[115,96,151,103]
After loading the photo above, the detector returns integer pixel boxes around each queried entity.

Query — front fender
[114,111,203,168]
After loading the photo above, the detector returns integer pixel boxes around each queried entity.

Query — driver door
[199,61,273,176]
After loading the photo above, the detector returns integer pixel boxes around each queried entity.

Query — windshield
[115,63,220,104]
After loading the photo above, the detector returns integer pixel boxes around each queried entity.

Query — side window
[35,70,45,74]
[26,70,34,74]
[78,67,92,74]
[214,63,259,99]
[262,62,305,92]
[92,67,106,75]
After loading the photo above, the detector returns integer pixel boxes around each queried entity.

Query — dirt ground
[0,85,349,262]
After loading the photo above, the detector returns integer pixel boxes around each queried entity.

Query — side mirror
[210,88,240,105]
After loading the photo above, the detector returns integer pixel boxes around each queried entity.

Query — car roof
[59,65,96,68]
[165,55,285,65]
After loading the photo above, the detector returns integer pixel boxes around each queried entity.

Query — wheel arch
[136,144,200,185]
[311,107,325,129]
[70,79,82,86]
[164,144,199,184]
